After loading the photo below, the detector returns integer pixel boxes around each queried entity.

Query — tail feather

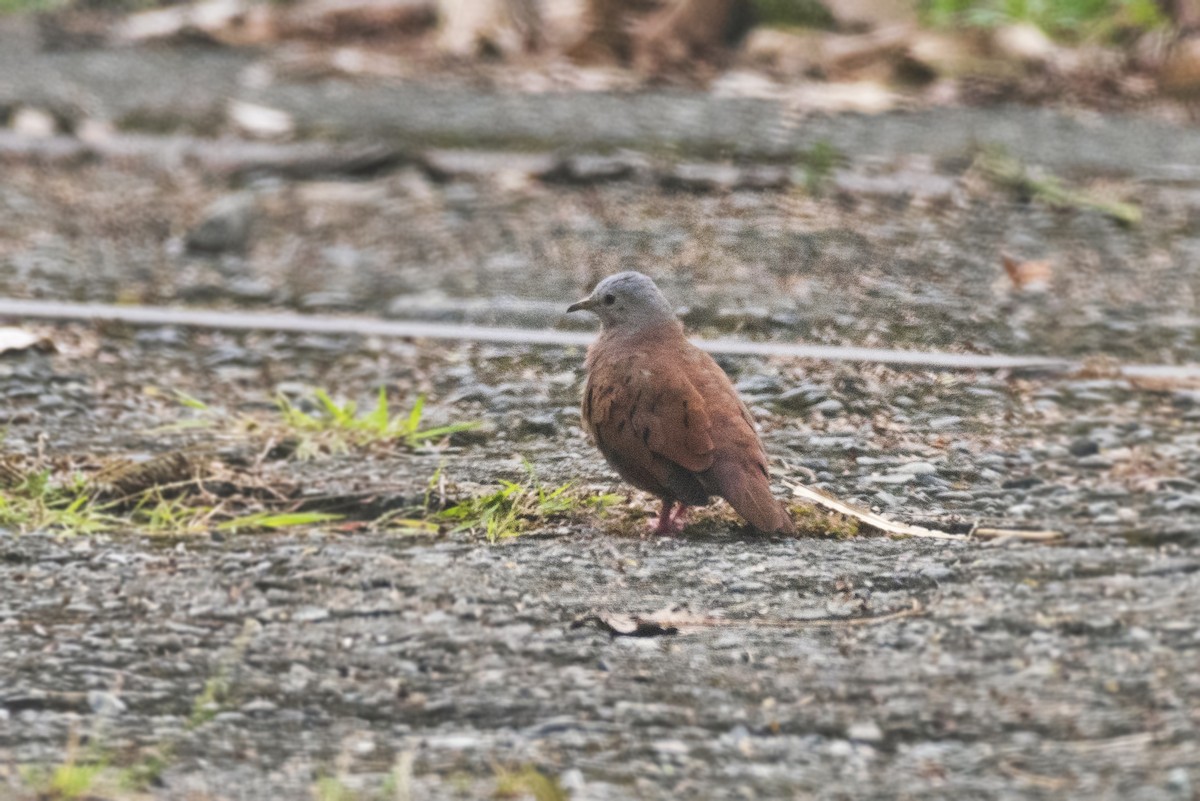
[710,458,795,534]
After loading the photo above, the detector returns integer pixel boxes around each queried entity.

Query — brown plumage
[568,272,795,535]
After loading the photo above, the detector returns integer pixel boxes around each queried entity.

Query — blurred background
[1,0,1200,361]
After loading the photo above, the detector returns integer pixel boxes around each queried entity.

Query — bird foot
[649,503,689,536]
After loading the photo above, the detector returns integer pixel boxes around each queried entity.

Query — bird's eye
[603,294,616,306]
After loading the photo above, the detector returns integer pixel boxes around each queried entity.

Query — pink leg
[648,501,688,535]
[670,504,690,530]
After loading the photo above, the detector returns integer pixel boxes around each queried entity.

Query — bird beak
[566,297,594,314]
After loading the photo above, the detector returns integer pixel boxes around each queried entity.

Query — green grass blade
[216,511,343,532]
[365,386,391,433]
[172,389,211,411]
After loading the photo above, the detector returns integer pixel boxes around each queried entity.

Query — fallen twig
[788,482,965,540]
[573,600,925,637]
[972,527,1065,543]
[786,482,1064,543]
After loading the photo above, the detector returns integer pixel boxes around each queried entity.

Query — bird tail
[710,458,796,534]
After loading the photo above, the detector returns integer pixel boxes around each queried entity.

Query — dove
[567,271,795,535]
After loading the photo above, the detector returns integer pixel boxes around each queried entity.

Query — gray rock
[87,690,126,717]
[186,193,256,254]
[893,461,937,475]
[847,720,884,743]
[225,277,275,302]
[1069,438,1101,457]
[517,413,558,438]
[1076,454,1114,470]
[299,291,357,311]
[736,375,782,396]
[292,606,330,623]
[814,399,844,416]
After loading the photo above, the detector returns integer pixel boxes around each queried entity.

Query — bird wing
[678,348,797,535]
[584,343,716,481]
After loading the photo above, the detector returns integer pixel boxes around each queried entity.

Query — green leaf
[216,511,343,532]
[406,395,426,436]
[172,389,211,411]
[364,387,391,434]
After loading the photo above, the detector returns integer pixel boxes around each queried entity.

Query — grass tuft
[494,765,568,801]
[977,148,1141,225]
[920,0,1165,41]
[437,461,621,543]
[276,388,478,459]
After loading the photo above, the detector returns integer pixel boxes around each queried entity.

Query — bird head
[566,271,675,330]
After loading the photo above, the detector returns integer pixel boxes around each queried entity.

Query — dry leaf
[572,611,679,637]
[0,327,51,356]
[1001,253,1053,292]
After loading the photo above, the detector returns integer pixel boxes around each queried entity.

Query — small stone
[736,375,782,396]
[846,720,884,743]
[1068,438,1100,457]
[87,690,126,717]
[1166,767,1192,796]
[814,399,844,416]
[186,193,256,255]
[299,291,357,311]
[293,606,330,623]
[226,277,275,302]
[663,162,741,192]
[863,473,914,485]
[1163,494,1200,513]
[241,698,278,713]
[517,413,558,437]
[893,461,937,475]
[1076,454,1113,470]
[559,769,586,793]
[12,107,57,137]
[928,415,961,430]
[774,387,813,411]
[873,490,901,507]
[228,100,294,139]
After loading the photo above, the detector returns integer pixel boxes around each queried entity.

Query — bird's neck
[591,319,685,360]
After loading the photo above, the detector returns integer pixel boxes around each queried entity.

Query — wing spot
[642,427,651,446]
[617,419,626,433]
[584,384,593,417]
[650,391,664,414]
[683,412,690,429]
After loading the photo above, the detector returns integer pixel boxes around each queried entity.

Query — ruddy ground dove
[568,272,796,535]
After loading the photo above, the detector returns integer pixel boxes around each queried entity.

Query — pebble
[516,413,558,437]
[1076,455,1114,470]
[1166,767,1192,796]
[186,193,256,254]
[846,721,884,744]
[736,375,783,396]
[862,473,914,485]
[87,690,126,717]
[892,461,937,475]
[814,399,844,416]
[292,606,331,623]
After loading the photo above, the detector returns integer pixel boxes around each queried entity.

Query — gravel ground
[1,75,1199,799]
[1,319,1198,799]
